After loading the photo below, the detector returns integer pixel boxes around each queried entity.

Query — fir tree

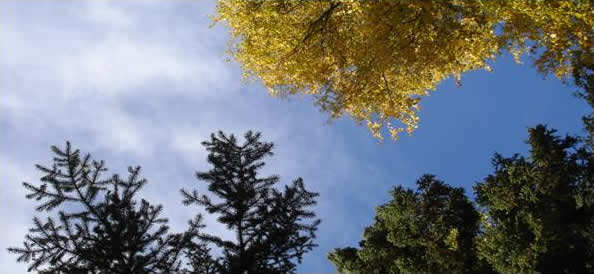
[8,142,199,274]
[181,131,320,274]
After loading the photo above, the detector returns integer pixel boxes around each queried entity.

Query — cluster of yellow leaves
[215,0,594,140]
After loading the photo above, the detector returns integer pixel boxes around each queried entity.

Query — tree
[214,0,594,140]
[181,131,321,274]
[474,125,594,273]
[8,142,199,274]
[572,49,594,142]
[329,175,489,273]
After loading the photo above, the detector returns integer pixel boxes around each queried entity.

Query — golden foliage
[215,0,594,140]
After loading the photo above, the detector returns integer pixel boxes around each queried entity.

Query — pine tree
[8,142,199,274]
[181,131,320,274]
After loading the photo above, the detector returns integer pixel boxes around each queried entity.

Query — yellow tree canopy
[215,0,594,140]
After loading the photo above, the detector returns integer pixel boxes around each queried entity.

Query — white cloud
[1,0,233,99]
[83,1,137,28]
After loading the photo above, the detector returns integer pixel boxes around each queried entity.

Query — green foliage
[329,175,488,273]
[330,122,594,273]
[181,131,320,274]
[572,50,594,142]
[475,125,594,273]
[327,247,371,274]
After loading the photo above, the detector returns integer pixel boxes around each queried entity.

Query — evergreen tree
[329,175,489,273]
[572,50,594,141]
[181,131,320,274]
[474,125,594,273]
[8,142,199,274]
[473,58,594,272]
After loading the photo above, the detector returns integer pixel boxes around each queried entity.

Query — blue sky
[0,1,590,273]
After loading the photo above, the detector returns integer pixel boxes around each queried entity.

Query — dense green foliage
[475,125,594,273]
[572,50,594,145]
[331,123,594,273]
[471,52,594,273]
[181,131,321,274]
[329,175,489,273]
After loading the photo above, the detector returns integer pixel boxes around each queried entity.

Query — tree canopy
[215,0,594,139]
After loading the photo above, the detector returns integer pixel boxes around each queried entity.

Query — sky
[0,1,591,273]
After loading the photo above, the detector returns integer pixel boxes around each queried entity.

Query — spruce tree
[472,54,594,273]
[474,125,594,273]
[328,175,489,274]
[181,131,320,274]
[8,142,200,274]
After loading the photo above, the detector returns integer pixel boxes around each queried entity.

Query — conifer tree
[329,175,489,274]
[572,50,594,142]
[181,131,320,274]
[474,125,594,273]
[8,142,200,274]
[471,54,594,273]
